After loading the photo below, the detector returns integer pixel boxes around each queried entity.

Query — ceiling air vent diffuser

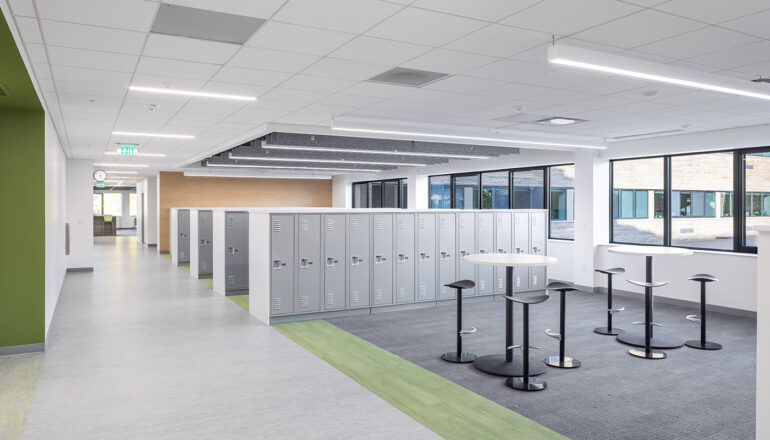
[367,68,450,87]
[151,4,265,44]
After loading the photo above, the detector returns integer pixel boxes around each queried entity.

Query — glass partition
[453,174,480,210]
[611,157,664,245]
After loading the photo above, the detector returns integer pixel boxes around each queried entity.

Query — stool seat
[688,274,718,283]
[595,267,625,275]
[445,280,475,290]
[627,279,669,288]
[546,281,578,292]
[506,293,549,305]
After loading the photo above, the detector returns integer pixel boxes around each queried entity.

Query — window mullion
[664,156,672,247]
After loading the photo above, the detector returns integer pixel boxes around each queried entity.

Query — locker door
[437,213,456,300]
[513,211,530,292]
[270,215,294,315]
[225,212,248,292]
[198,210,213,276]
[417,213,436,301]
[178,209,190,263]
[477,212,494,295]
[457,212,476,296]
[395,214,415,303]
[529,211,547,291]
[298,215,321,312]
[494,212,512,293]
[323,215,346,311]
[348,214,370,308]
[372,214,393,305]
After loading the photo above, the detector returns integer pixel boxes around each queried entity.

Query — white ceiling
[8,0,770,181]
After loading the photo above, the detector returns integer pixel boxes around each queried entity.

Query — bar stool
[505,293,550,392]
[685,274,722,350]
[544,281,581,369]
[594,267,626,336]
[441,280,477,363]
[627,279,669,360]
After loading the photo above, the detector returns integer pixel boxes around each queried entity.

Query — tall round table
[607,245,693,349]
[464,253,558,377]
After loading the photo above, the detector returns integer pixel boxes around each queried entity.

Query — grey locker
[225,212,248,292]
[457,212,476,296]
[177,209,190,263]
[476,212,494,296]
[198,210,213,276]
[372,214,393,305]
[416,213,436,301]
[323,215,346,311]
[494,212,512,293]
[437,213,456,299]
[348,214,370,308]
[297,215,322,313]
[513,211,530,292]
[270,215,294,315]
[529,211,547,291]
[395,214,415,303]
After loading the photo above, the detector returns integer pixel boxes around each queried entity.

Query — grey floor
[328,289,757,440]
[23,237,438,440]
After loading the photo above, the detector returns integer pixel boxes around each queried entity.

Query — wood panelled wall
[158,172,332,251]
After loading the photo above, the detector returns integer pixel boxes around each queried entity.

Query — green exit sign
[118,143,137,155]
[96,182,105,188]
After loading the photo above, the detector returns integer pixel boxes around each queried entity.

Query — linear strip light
[207,163,382,173]
[113,131,195,139]
[331,125,605,150]
[129,86,257,102]
[229,154,426,167]
[94,163,149,168]
[548,44,770,101]
[183,171,332,180]
[105,151,166,157]
[103,170,139,174]
[261,143,490,160]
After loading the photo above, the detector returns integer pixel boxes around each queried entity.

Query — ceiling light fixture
[105,151,166,157]
[183,171,332,180]
[548,44,770,101]
[228,154,426,167]
[102,170,139,174]
[534,117,584,126]
[260,143,490,160]
[112,131,195,139]
[129,86,257,102]
[207,163,382,173]
[94,163,149,168]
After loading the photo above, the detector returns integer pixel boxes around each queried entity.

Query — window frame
[351,177,407,209]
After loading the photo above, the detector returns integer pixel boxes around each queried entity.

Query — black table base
[594,326,624,336]
[628,348,667,359]
[617,331,684,349]
[684,340,722,350]
[506,376,547,391]
[544,355,581,369]
[441,352,476,363]
[473,354,547,377]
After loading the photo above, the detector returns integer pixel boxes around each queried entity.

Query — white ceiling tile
[366,7,486,47]
[568,95,636,110]
[302,58,391,81]
[38,78,56,93]
[635,26,758,60]
[143,34,240,64]
[519,68,606,88]
[33,63,52,80]
[24,43,48,63]
[401,49,498,75]
[342,81,412,98]
[130,74,208,91]
[465,59,555,82]
[200,82,271,97]
[476,82,556,99]
[501,0,640,35]
[40,20,146,54]
[410,0,539,22]
[527,89,596,105]
[444,24,550,57]
[317,93,384,107]
[329,36,431,65]
[228,47,320,73]
[164,0,287,18]
[280,74,357,93]
[721,9,770,40]
[395,88,463,104]
[243,99,308,112]
[51,65,132,87]
[136,56,220,80]
[46,46,138,72]
[36,0,157,32]
[272,0,402,33]
[687,40,770,70]
[424,75,506,94]
[9,0,35,16]
[609,100,673,114]
[571,10,704,49]
[655,0,770,25]
[210,66,292,87]
[245,21,353,56]
[15,16,43,43]
[259,87,330,103]
[54,80,128,98]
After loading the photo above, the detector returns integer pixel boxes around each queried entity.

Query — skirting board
[159,250,170,254]
[0,343,45,356]
[66,267,93,272]
[147,244,157,247]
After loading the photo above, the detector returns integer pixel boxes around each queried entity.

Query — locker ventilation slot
[479,280,485,291]
[351,219,360,230]
[327,293,334,306]
[459,217,467,227]
[397,287,405,300]
[440,217,447,228]
[497,216,503,225]
[419,217,426,229]
[498,279,504,289]
[441,286,447,296]
[300,295,309,308]
[351,291,359,304]
[300,219,309,232]
[375,218,383,230]
[479,216,487,227]
[327,220,335,231]
[272,298,281,311]
[227,217,235,226]
[398,217,406,229]
[272,220,281,232]
[419,285,426,298]
[375,290,382,302]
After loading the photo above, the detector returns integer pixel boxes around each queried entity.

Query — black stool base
[617,331,684,349]
[441,352,477,363]
[628,348,667,359]
[473,354,546,377]
[505,376,547,392]
[684,340,722,350]
[544,355,581,369]
[594,326,624,336]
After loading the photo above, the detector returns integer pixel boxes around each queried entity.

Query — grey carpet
[327,289,756,440]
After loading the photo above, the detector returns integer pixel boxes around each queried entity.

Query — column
[572,150,610,287]
[757,226,770,439]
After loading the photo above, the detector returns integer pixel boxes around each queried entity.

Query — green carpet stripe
[160,253,171,262]
[0,353,43,440]
[200,278,213,288]
[179,263,190,274]
[275,320,567,440]
[227,294,248,311]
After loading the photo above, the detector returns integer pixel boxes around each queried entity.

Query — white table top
[607,245,693,257]
[463,253,558,267]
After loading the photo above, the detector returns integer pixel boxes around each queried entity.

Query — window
[368,182,382,208]
[93,194,103,215]
[481,171,509,209]
[382,180,399,208]
[352,178,407,208]
[512,169,544,209]
[549,164,574,240]
[103,193,122,216]
[654,191,664,218]
[722,192,733,217]
[453,174,480,210]
[352,182,367,208]
[429,175,451,209]
[400,179,408,209]
[611,157,664,245]
[745,151,770,248]
[129,193,137,216]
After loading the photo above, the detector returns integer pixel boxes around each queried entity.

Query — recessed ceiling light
[260,143,490,160]
[94,163,149,168]
[228,154,426,167]
[533,117,585,126]
[641,89,659,97]
[207,163,382,173]
[105,151,166,157]
[129,86,257,102]
[112,131,194,139]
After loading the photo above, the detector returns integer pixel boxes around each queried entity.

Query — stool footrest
[686,315,701,323]
[545,329,561,340]
[508,344,541,350]
[459,327,477,335]
[633,321,662,327]
[609,307,625,314]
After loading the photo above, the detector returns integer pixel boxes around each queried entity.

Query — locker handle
[200,239,210,245]
[440,251,450,259]
[498,248,506,253]
[351,256,363,265]
[300,258,313,268]
[397,253,408,262]
[515,247,522,254]
[375,255,387,264]
[326,257,338,267]
[460,250,468,257]
[479,249,486,254]
[272,260,285,270]
[532,246,540,253]
[226,247,237,254]
[419,252,430,261]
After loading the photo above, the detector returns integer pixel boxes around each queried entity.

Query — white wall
[136,179,145,243]
[44,115,66,337]
[65,159,94,269]
[757,227,770,439]
[145,176,158,245]
[94,189,135,229]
